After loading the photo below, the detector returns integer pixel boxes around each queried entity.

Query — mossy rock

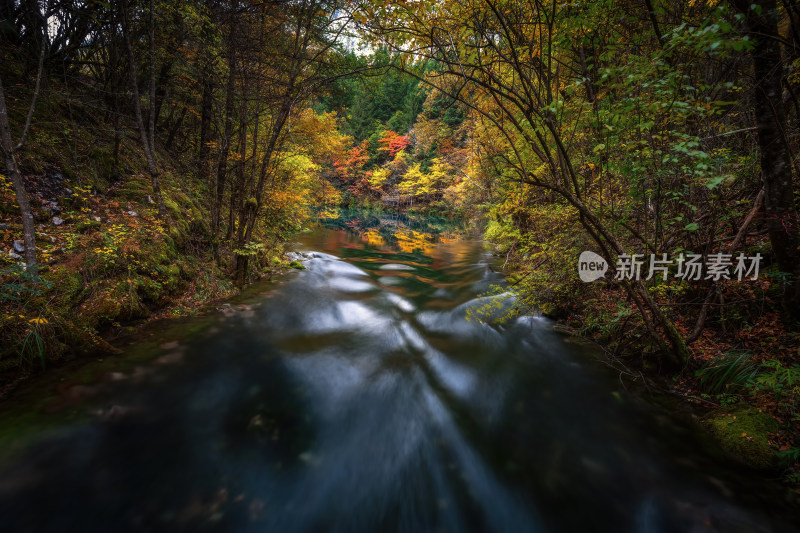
[79,280,149,328]
[0,253,19,267]
[135,277,165,303]
[86,145,116,187]
[149,265,182,298]
[166,221,189,249]
[46,266,85,304]
[116,175,152,201]
[162,235,178,256]
[704,406,780,470]
[188,217,210,240]
[76,219,101,233]
[141,238,175,266]
[289,260,306,270]
[132,260,184,306]
[175,257,198,280]
[163,197,182,219]
[59,319,117,357]
[161,264,182,285]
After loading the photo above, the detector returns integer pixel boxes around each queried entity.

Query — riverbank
[550,302,800,494]
[0,165,306,396]
[0,202,456,394]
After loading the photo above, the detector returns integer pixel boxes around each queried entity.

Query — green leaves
[696,351,758,395]
[233,242,266,257]
[705,174,733,190]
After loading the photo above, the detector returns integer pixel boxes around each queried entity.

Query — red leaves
[334,140,371,181]
[347,141,371,168]
[377,130,411,159]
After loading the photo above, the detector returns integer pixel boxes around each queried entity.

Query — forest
[2,0,800,526]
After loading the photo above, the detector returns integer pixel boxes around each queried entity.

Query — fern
[695,350,758,395]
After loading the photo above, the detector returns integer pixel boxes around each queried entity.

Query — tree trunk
[112,109,121,181]
[0,98,38,277]
[227,97,249,241]
[198,74,213,183]
[733,0,800,307]
[566,190,691,365]
[122,0,167,216]
[0,152,38,278]
[212,43,236,237]
[233,104,290,285]
[0,8,46,282]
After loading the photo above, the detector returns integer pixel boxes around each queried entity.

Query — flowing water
[0,210,797,532]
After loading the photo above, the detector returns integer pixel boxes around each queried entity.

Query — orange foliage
[377,130,411,159]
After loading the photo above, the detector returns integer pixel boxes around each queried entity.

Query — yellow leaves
[28,318,49,325]
[314,180,343,207]
[398,158,452,197]
[394,229,435,255]
[269,188,305,209]
[397,163,423,194]
[368,167,391,188]
[290,108,351,163]
[362,229,385,247]
[319,207,341,220]
[0,173,12,192]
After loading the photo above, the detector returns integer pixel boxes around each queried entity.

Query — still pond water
[0,210,797,532]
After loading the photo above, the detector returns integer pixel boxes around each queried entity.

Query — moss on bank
[704,405,781,470]
[0,118,261,380]
[1,158,300,384]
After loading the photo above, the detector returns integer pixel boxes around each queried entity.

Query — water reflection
[0,211,797,532]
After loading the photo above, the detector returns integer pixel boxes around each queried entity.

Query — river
[0,210,797,532]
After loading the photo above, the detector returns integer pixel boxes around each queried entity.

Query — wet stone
[159,340,181,351]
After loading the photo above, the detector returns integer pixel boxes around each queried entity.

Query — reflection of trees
[393,229,435,255]
[312,207,470,256]
[315,208,462,240]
